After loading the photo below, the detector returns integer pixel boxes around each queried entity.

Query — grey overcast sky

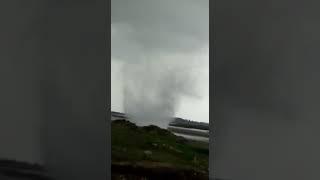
[111,0,209,123]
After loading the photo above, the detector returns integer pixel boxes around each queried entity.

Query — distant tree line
[169,118,209,131]
[111,111,209,131]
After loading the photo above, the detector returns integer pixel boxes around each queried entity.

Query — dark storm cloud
[111,0,208,58]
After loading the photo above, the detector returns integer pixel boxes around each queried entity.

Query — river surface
[168,126,209,142]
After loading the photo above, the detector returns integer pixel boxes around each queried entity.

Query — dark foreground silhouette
[112,162,208,180]
[0,159,52,180]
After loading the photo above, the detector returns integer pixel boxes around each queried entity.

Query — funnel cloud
[111,0,209,126]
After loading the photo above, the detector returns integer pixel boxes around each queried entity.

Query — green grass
[111,120,209,172]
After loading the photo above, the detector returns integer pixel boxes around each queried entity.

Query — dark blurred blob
[0,0,48,166]
[213,0,320,180]
[0,1,107,180]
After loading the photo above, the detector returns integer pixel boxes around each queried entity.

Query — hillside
[111,120,209,179]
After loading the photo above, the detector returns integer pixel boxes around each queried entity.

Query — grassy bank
[111,120,209,179]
